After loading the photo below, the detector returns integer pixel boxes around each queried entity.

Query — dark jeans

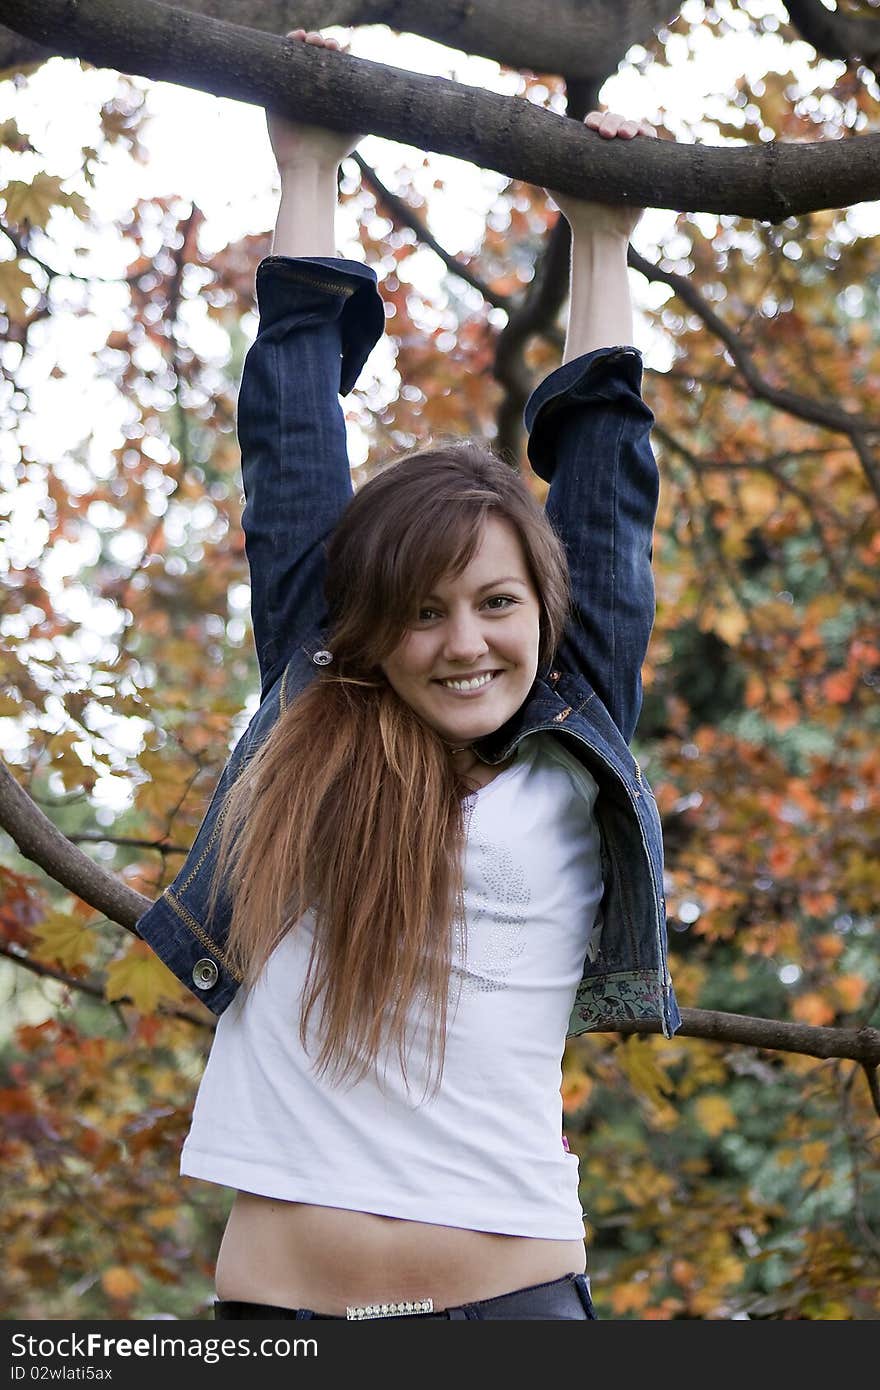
[215,1271,596,1320]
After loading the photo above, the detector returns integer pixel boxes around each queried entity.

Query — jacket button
[312,650,333,666]
[192,958,219,990]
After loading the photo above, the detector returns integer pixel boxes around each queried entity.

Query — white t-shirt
[180,732,603,1238]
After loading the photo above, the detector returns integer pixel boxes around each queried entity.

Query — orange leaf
[102,1267,140,1301]
[822,671,854,703]
[792,992,835,1026]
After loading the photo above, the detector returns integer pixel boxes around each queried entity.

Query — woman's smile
[434,670,503,695]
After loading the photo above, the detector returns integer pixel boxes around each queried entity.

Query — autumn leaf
[101,1267,141,1301]
[618,1036,676,1116]
[2,173,87,229]
[33,912,97,971]
[792,993,836,1027]
[0,259,36,323]
[610,1281,652,1314]
[105,942,185,1013]
[833,974,867,1012]
[693,1094,737,1138]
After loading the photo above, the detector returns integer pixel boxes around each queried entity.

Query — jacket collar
[471,670,568,764]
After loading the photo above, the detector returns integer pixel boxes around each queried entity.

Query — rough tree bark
[0,0,683,84]
[4,0,880,217]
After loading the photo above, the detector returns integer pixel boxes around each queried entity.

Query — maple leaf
[33,913,97,971]
[105,942,184,1014]
[3,173,87,230]
[0,260,36,323]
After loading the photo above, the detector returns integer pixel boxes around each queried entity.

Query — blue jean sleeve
[238,255,385,698]
[524,346,658,743]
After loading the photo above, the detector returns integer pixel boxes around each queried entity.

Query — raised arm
[525,112,659,742]
[238,31,384,698]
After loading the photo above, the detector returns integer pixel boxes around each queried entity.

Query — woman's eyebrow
[424,576,530,600]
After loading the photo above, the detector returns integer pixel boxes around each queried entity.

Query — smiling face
[380,514,542,746]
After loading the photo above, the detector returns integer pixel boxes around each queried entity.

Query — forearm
[271,157,340,259]
[563,223,634,362]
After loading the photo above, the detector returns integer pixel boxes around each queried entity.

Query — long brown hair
[208,441,570,1096]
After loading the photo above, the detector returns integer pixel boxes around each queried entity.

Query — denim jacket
[135,255,681,1041]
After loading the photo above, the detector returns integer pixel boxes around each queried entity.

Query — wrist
[568,219,630,245]
[277,154,341,182]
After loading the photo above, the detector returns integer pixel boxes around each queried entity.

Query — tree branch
[5,0,880,218]
[66,832,189,855]
[651,422,850,589]
[0,759,149,932]
[0,0,679,86]
[0,941,211,1028]
[628,246,880,503]
[493,215,571,458]
[352,153,511,309]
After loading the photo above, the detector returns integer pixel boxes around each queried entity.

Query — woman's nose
[442,614,489,663]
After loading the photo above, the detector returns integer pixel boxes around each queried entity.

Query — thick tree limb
[5,0,880,218]
[0,0,678,86]
[784,0,880,69]
[0,759,149,931]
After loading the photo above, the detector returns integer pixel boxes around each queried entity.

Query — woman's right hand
[267,30,363,172]
[548,110,658,239]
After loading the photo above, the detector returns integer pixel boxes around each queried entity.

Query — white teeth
[440,672,495,691]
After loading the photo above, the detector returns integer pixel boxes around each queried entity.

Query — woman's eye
[414,596,515,622]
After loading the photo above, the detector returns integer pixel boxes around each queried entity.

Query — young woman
[135,31,681,1321]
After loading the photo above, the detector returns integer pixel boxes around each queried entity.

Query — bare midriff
[214,1194,586,1314]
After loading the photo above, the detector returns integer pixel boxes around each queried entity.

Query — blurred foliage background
[1,0,878,1319]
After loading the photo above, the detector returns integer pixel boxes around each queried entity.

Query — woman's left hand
[547,110,659,239]
[267,31,363,172]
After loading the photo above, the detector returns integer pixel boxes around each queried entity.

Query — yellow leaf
[693,1094,736,1138]
[0,119,25,149]
[102,1267,140,1301]
[33,912,96,970]
[105,941,184,1013]
[713,605,749,646]
[0,259,35,323]
[802,1141,828,1167]
[145,1207,179,1231]
[2,173,87,229]
[618,1036,675,1111]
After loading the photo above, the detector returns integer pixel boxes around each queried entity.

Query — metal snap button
[192,958,219,990]
[312,650,333,666]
